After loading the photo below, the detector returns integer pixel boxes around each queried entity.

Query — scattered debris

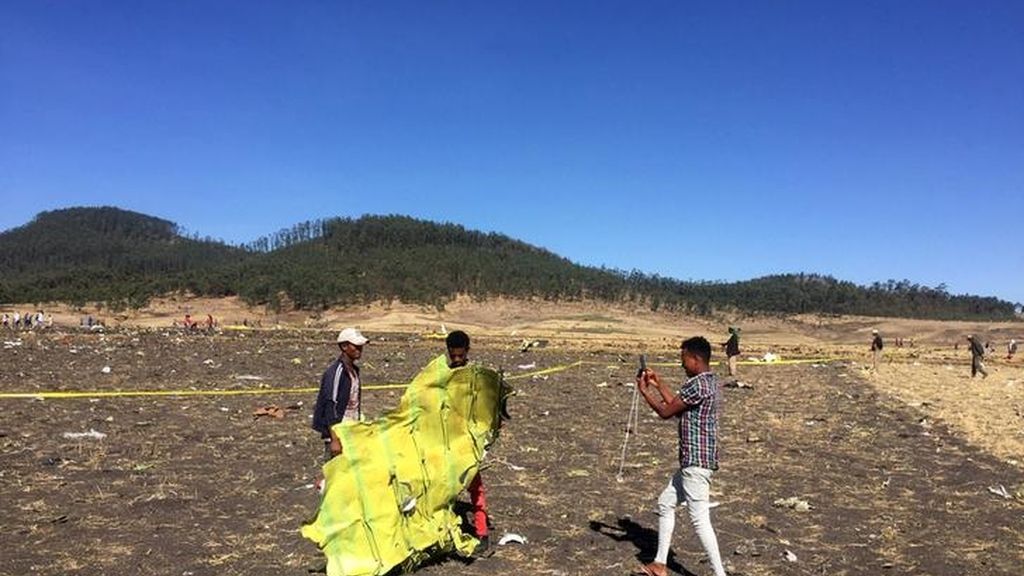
[100,366,111,374]
[497,533,528,546]
[253,405,286,419]
[987,485,1012,499]
[519,339,548,353]
[724,380,753,389]
[733,540,762,556]
[62,429,107,440]
[517,363,537,370]
[773,497,812,512]
[784,549,798,562]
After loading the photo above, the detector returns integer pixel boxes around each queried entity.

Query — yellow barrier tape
[0,358,843,400]
[0,382,413,399]
[506,360,584,380]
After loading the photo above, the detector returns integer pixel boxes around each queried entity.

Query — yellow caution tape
[0,358,842,400]
[506,360,584,380]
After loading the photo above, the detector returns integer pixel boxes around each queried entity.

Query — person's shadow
[589,517,695,576]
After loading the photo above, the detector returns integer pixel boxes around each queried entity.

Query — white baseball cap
[337,327,368,346]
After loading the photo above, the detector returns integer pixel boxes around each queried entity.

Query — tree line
[0,207,1017,321]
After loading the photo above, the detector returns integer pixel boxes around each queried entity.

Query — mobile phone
[636,354,647,378]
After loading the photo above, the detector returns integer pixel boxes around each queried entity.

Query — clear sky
[2,2,1022,304]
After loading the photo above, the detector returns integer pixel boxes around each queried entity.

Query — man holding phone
[633,336,726,576]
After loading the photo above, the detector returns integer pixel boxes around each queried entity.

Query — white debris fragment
[100,366,111,374]
[987,485,1012,499]
[773,497,812,512]
[63,428,107,440]
[784,550,798,562]
[497,533,528,546]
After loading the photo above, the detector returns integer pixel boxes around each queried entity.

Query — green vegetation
[0,207,1016,320]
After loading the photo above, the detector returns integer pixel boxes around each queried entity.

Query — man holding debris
[966,335,988,378]
[445,330,492,556]
[633,336,726,576]
[312,327,369,461]
[720,327,741,378]
[870,329,884,370]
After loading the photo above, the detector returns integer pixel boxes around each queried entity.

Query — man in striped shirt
[634,336,726,576]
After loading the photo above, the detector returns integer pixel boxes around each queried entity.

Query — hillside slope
[0,207,1016,320]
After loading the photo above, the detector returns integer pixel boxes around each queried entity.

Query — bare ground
[1,307,1022,576]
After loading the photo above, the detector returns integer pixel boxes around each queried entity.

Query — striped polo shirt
[677,371,720,470]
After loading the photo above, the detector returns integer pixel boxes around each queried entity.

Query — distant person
[206,314,214,331]
[870,329,884,370]
[12,312,20,329]
[719,327,741,378]
[966,335,988,379]
[1,313,8,329]
[633,336,726,576]
[444,330,492,555]
[312,328,369,461]
[1007,339,1017,361]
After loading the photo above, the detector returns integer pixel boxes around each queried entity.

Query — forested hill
[0,207,246,307]
[0,207,1017,320]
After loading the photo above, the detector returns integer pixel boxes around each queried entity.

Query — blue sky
[2,2,1022,304]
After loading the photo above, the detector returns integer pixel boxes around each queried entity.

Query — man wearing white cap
[312,327,369,460]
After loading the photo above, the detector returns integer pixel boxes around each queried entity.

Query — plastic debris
[497,533,527,546]
[773,497,812,512]
[63,428,107,440]
[253,405,285,419]
[987,485,1012,499]
[784,549,798,562]
[517,363,537,370]
[100,366,111,374]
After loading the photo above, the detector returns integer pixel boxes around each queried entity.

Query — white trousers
[655,466,726,576]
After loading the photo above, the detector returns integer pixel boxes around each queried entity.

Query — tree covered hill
[0,207,1016,320]
[0,207,246,307]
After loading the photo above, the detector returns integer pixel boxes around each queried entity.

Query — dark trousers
[971,356,988,378]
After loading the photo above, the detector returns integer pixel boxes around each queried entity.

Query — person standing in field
[444,330,493,556]
[312,328,369,461]
[633,336,726,576]
[966,335,988,378]
[720,327,741,378]
[1007,339,1017,361]
[870,329,884,370]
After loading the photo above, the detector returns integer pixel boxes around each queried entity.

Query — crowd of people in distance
[1,310,52,330]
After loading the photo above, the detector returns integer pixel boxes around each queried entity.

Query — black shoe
[472,535,493,558]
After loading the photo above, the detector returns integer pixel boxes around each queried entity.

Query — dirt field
[1,307,1022,575]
